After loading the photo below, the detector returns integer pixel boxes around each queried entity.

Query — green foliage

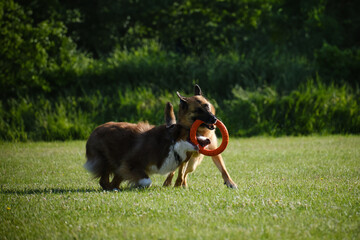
[221,81,360,136]
[0,97,93,141]
[45,0,359,58]
[0,0,79,99]
[52,41,313,98]
[1,81,359,141]
[0,0,359,140]
[315,43,360,86]
[0,88,180,141]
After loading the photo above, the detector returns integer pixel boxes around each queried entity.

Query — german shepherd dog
[85,102,210,190]
[163,85,238,189]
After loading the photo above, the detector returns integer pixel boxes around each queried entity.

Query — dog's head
[176,85,217,130]
[164,101,210,149]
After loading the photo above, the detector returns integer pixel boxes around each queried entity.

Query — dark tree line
[0,0,359,140]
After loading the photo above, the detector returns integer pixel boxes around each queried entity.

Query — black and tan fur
[85,102,210,190]
[163,85,238,189]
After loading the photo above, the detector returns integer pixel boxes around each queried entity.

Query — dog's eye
[203,104,210,110]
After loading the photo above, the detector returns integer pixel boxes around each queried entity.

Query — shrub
[315,43,360,86]
[0,88,179,141]
[221,81,360,136]
[0,0,77,99]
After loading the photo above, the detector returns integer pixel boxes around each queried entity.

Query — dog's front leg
[99,172,112,190]
[208,135,237,188]
[110,174,123,190]
[163,171,175,187]
[211,154,237,189]
[174,162,188,187]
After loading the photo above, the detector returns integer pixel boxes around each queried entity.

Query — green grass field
[1,136,359,239]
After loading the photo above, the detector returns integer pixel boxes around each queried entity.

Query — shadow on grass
[0,188,100,195]
[0,186,169,195]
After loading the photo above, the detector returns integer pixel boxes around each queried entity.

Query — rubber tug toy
[190,119,229,156]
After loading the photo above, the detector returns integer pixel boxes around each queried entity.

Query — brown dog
[163,85,238,189]
[85,102,210,190]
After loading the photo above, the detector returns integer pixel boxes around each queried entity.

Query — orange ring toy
[190,119,229,156]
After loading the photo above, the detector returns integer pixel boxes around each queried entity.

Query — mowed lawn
[0,136,359,239]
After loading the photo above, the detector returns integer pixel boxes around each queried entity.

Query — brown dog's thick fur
[85,102,210,190]
[163,85,238,189]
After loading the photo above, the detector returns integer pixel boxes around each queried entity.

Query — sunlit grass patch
[0,136,359,239]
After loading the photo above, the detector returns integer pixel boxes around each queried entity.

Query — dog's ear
[165,102,176,128]
[177,91,188,110]
[194,84,202,96]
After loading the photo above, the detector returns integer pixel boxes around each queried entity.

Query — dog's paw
[224,180,238,189]
[163,179,172,187]
[197,136,211,147]
[138,178,152,188]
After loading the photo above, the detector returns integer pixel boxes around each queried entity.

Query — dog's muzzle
[201,115,217,130]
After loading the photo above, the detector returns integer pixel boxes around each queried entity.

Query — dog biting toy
[190,119,229,156]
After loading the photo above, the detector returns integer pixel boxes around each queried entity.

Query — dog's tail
[165,102,176,128]
[84,143,107,179]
